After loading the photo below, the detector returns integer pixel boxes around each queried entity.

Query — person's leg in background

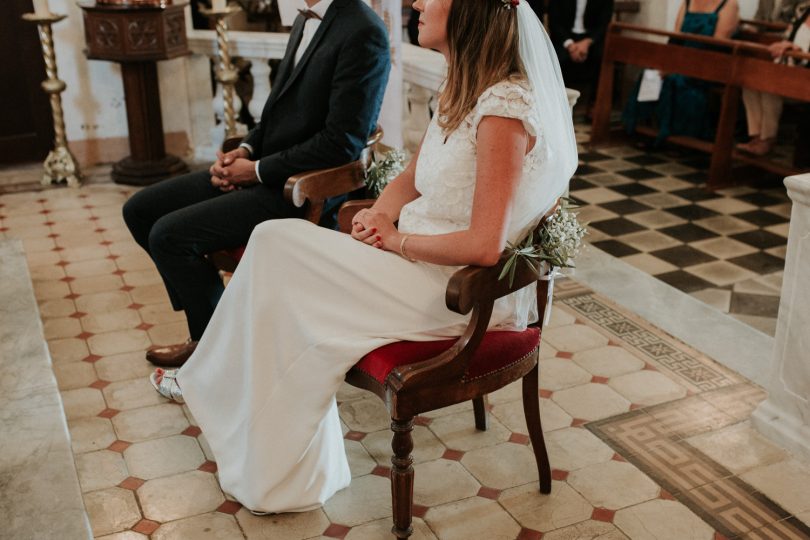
[738,90,783,156]
[796,104,810,168]
[739,88,765,153]
[756,92,784,155]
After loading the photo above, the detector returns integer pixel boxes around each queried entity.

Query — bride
[151,0,576,514]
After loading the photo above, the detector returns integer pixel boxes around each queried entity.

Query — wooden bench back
[590,22,810,187]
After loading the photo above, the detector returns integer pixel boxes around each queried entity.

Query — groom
[548,0,614,108]
[123,0,390,368]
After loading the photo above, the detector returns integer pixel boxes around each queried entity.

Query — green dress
[623,0,729,144]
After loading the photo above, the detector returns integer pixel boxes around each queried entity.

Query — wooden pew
[590,22,810,190]
[737,18,789,45]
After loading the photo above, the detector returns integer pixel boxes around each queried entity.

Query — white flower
[499,199,588,286]
[365,149,406,198]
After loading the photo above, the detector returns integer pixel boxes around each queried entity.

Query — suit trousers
[122,170,303,341]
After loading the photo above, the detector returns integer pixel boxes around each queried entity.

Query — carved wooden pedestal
[80,2,190,185]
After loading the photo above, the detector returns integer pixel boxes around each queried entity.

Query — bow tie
[298,8,322,20]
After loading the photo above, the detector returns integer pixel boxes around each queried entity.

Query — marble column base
[752,173,810,464]
[752,400,810,463]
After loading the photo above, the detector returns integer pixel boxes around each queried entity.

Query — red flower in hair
[500,0,520,8]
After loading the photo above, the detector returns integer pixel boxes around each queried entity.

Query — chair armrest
[388,198,559,390]
[283,161,366,208]
[446,256,549,316]
[389,254,550,391]
[446,200,559,315]
[222,137,244,154]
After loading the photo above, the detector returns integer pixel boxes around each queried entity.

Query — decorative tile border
[560,290,741,393]
[588,385,810,539]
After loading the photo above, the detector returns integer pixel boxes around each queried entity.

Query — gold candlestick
[201,5,242,139]
[22,12,82,187]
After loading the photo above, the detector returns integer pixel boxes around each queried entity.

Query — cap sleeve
[470,80,540,139]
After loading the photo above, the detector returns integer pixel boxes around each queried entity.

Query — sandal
[248,509,274,516]
[150,368,185,403]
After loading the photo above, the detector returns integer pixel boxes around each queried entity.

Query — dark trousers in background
[797,106,810,169]
[122,170,302,341]
[554,32,603,106]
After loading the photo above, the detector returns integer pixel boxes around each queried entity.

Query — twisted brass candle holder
[201,5,242,139]
[22,12,82,187]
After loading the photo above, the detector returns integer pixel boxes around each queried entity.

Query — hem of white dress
[245,500,328,515]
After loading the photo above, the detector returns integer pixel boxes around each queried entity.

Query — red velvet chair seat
[355,327,541,384]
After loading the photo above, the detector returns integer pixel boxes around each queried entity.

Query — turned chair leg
[522,363,551,493]
[472,396,488,431]
[390,417,415,539]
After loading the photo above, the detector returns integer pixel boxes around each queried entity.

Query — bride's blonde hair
[438,0,527,135]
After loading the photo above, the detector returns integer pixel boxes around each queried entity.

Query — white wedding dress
[177,80,563,513]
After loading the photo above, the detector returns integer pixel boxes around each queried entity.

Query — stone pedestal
[752,173,810,463]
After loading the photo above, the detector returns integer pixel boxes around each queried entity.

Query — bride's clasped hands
[350,208,399,252]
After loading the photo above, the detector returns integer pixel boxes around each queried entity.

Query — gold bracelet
[400,234,416,262]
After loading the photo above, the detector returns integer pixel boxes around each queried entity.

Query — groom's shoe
[146,340,198,368]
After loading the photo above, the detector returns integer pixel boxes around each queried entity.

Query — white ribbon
[540,266,566,327]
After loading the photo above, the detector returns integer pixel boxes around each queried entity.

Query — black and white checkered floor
[572,125,789,336]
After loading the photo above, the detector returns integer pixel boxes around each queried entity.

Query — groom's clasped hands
[209,147,259,192]
[351,208,400,251]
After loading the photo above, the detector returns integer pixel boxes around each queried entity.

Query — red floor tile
[107,440,131,453]
[517,528,543,540]
[322,523,351,539]
[198,460,218,473]
[551,469,569,481]
[509,433,530,445]
[216,500,242,514]
[371,465,390,477]
[442,449,465,461]
[118,477,145,491]
[591,507,616,523]
[131,519,159,535]
[477,486,502,500]
[182,426,202,437]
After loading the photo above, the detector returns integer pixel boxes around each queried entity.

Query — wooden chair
[208,127,383,272]
[344,206,557,539]
[208,142,557,538]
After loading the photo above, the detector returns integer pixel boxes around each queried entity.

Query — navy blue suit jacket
[243,0,391,187]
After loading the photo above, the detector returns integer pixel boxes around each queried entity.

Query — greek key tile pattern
[589,385,810,539]
[562,292,740,392]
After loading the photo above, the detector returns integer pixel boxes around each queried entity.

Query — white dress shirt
[563,0,589,49]
[243,0,334,183]
[295,0,333,66]
[571,0,588,34]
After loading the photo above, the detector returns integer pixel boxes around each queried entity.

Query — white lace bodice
[398,80,560,330]
[399,80,548,240]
